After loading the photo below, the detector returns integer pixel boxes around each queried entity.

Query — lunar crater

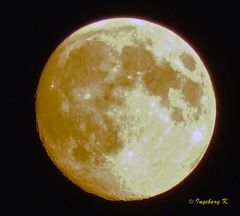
[180,52,196,71]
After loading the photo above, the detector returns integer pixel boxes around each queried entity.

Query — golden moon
[36,18,216,201]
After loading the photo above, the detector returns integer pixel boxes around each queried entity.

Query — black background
[2,1,239,215]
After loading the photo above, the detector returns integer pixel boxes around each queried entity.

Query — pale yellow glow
[36,18,216,201]
[83,93,91,100]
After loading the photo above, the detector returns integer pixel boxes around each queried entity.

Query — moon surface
[36,18,216,201]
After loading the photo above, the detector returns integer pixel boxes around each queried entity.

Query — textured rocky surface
[36,18,216,200]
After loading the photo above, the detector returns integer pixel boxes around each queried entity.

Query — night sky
[2,1,239,215]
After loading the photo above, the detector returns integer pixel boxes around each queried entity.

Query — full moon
[36,18,216,201]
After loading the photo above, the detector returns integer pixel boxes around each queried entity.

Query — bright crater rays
[36,18,216,201]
